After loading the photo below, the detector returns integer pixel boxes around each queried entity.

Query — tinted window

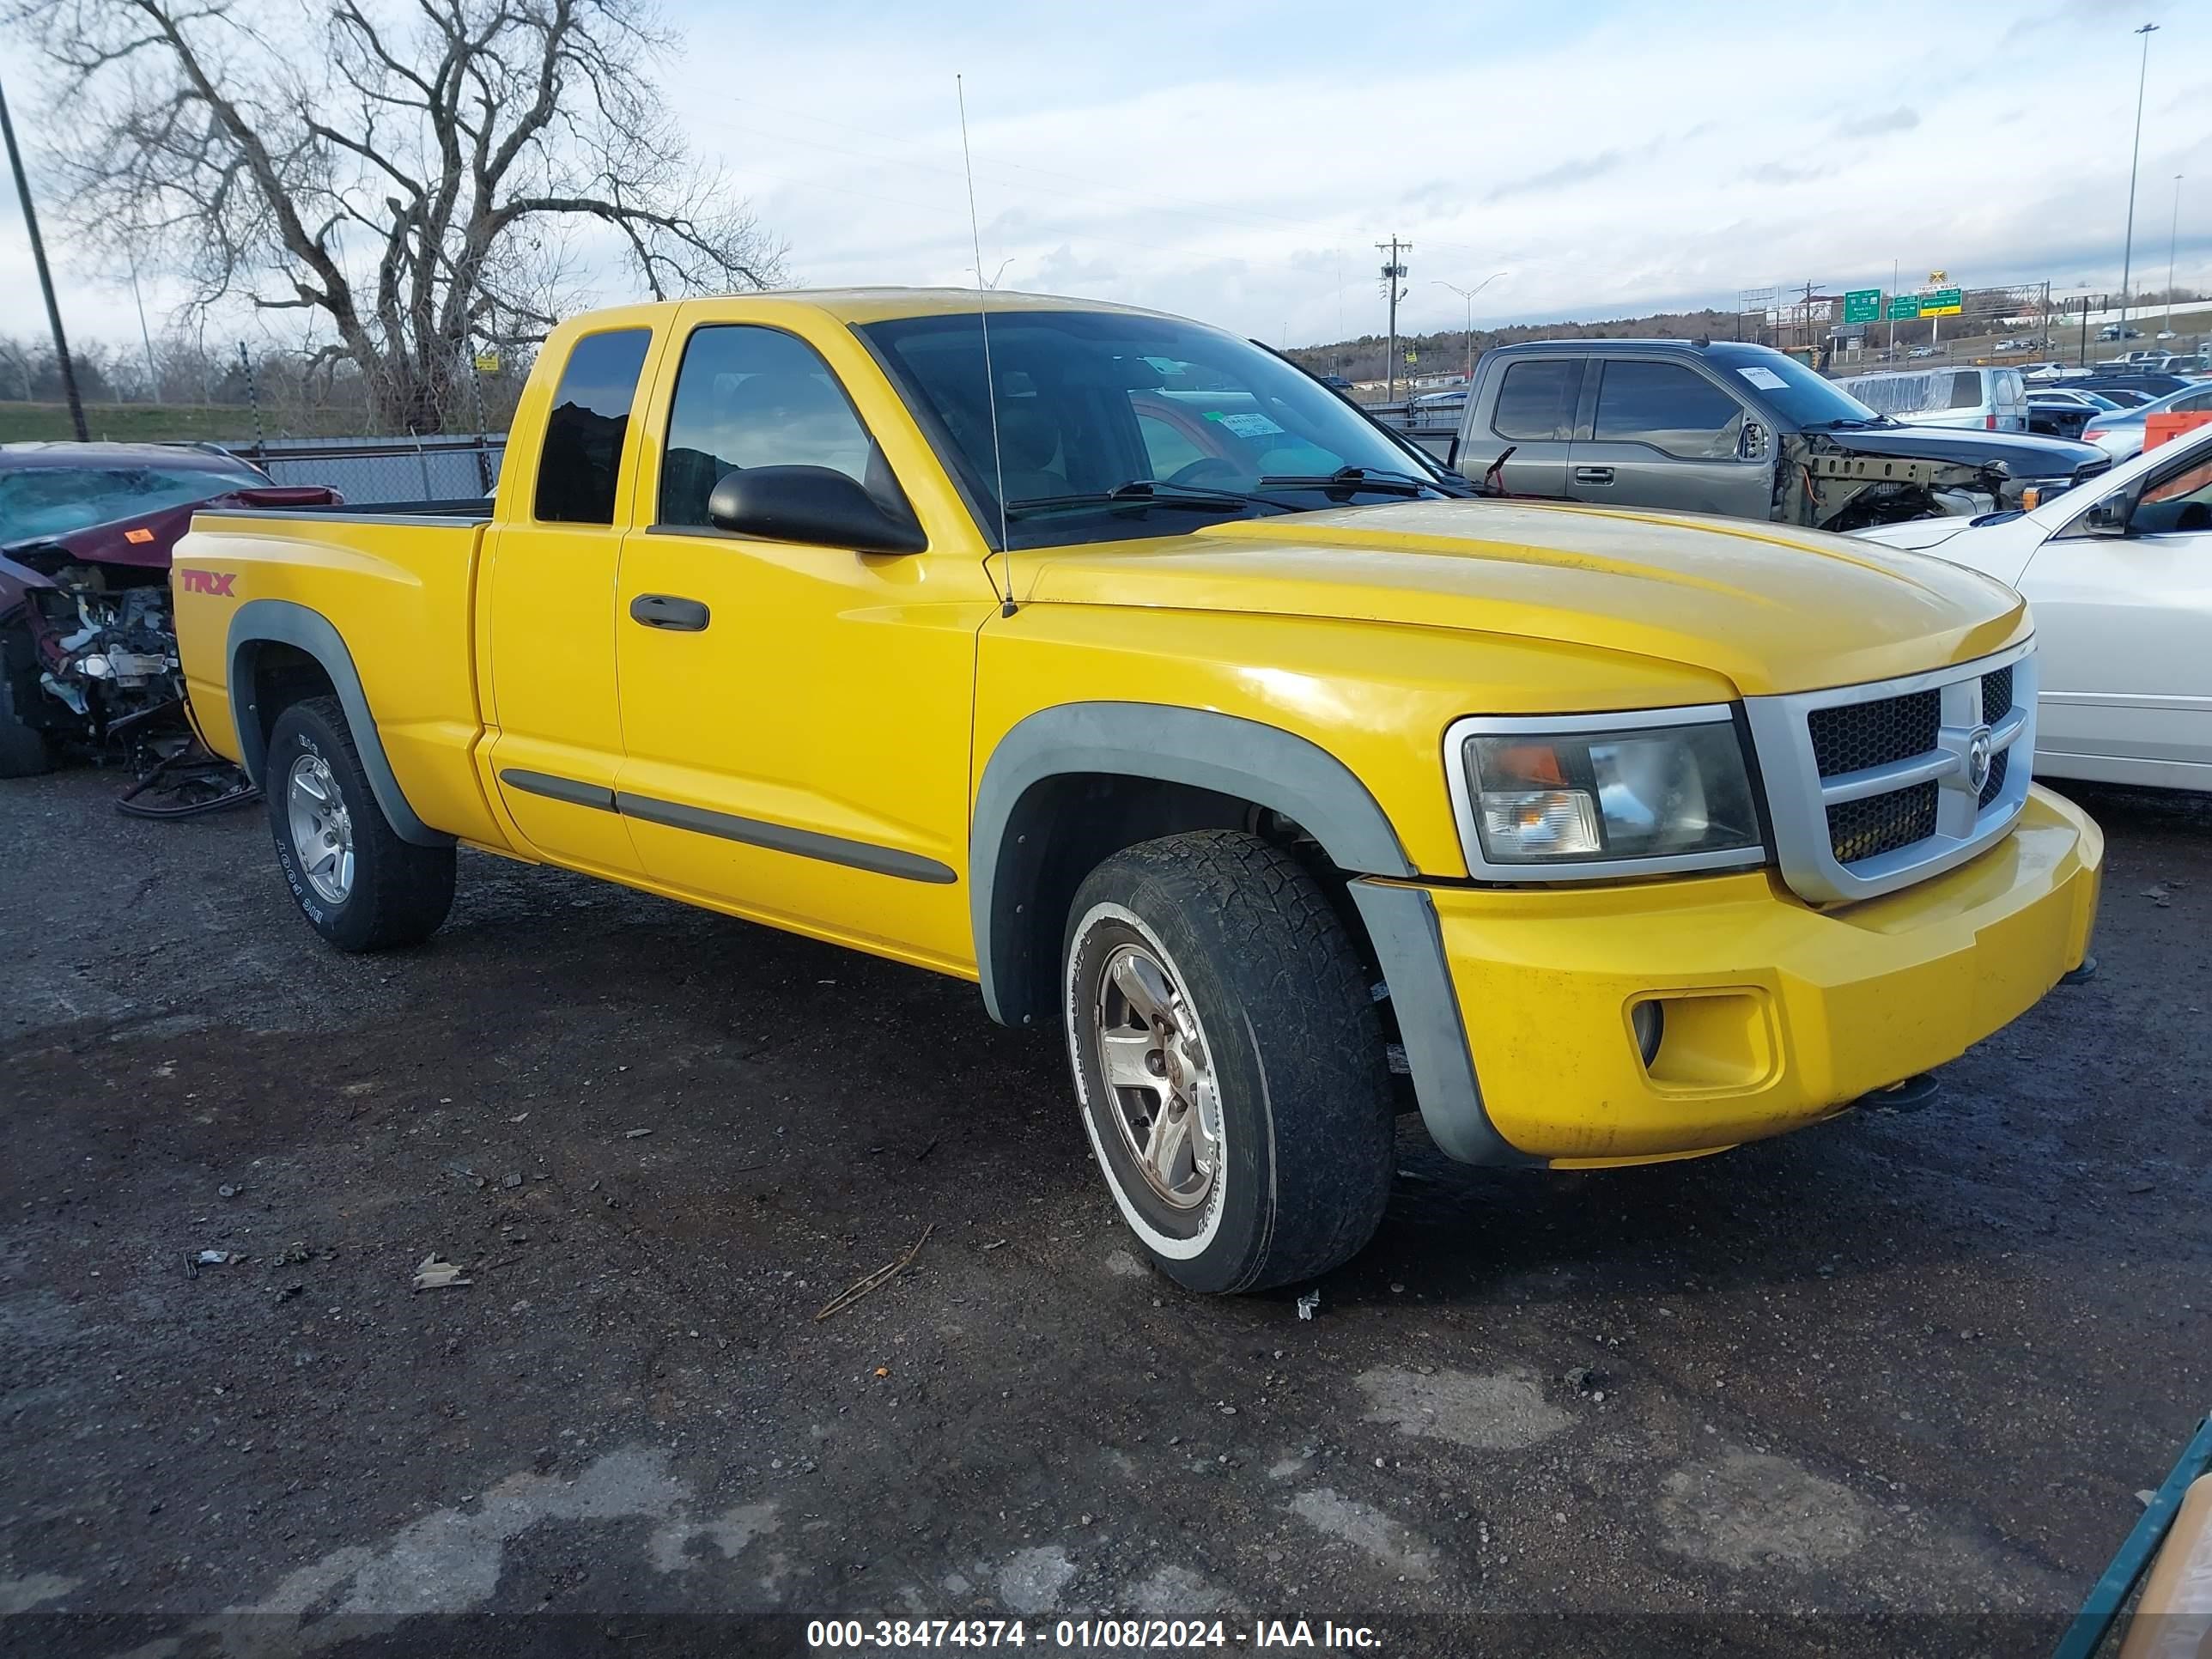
[534,329,651,524]
[659,325,874,526]
[1491,360,1582,441]
[1948,372,1983,410]
[1592,362,1744,459]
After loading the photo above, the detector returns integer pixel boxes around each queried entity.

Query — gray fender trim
[969,702,1518,1167]
[225,599,451,848]
[1347,879,1528,1168]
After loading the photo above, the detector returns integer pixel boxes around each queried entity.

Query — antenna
[957,74,1016,619]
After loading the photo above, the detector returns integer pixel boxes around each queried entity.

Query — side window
[534,328,651,525]
[1491,359,1582,441]
[1592,362,1746,459]
[659,325,875,527]
[1948,372,1982,410]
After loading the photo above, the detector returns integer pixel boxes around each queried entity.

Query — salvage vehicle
[0,441,337,777]
[1856,419,2212,791]
[172,291,2103,1292]
[1449,339,2111,532]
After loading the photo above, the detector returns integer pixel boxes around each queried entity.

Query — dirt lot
[2,768,2208,1657]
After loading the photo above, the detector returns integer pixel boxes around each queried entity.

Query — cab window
[533,328,651,525]
[1593,361,1745,459]
[658,325,874,526]
[2133,447,2212,534]
[1491,359,1581,441]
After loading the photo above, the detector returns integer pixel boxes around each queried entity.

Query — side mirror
[1738,421,1770,462]
[706,465,927,555]
[2081,490,2133,538]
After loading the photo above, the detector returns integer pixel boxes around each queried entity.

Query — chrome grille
[1742,641,2036,904]
[1808,691,1940,779]
[1978,747,2009,810]
[1827,780,1940,863]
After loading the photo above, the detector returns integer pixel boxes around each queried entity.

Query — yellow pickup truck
[171,290,2103,1293]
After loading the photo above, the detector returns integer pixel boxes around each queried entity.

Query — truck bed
[202,497,495,525]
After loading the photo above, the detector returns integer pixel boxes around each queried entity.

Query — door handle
[629,593,710,632]
[1573,466,1615,485]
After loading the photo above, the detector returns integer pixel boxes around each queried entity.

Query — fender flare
[225,598,450,848]
[970,702,1415,1028]
[969,701,1518,1165]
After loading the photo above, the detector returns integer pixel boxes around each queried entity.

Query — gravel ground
[2,767,2207,1658]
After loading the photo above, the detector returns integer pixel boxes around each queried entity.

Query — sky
[6,0,2212,356]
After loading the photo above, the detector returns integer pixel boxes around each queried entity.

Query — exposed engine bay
[1780,434,2082,533]
[20,556,184,740]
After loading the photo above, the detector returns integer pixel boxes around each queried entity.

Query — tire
[1062,831,1396,1294]
[265,696,454,951]
[0,623,56,778]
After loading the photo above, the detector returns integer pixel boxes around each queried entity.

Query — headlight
[1446,708,1765,879]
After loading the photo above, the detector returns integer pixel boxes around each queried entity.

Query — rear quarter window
[534,328,653,525]
[1948,372,1984,410]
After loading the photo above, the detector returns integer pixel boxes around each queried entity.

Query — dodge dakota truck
[172,290,2104,1294]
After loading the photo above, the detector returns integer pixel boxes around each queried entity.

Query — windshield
[0,460,267,543]
[1698,344,1886,428]
[857,309,1452,548]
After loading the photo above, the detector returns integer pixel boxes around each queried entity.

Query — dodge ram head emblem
[1966,726,1994,794]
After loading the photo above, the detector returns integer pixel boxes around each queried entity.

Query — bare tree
[13,0,784,431]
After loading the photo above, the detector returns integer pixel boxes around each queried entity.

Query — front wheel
[265,696,454,951]
[1062,832,1396,1294]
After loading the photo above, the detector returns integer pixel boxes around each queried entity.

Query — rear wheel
[266,696,454,951]
[1062,831,1396,1294]
[0,623,56,779]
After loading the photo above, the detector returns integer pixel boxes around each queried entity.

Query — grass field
[0,403,374,444]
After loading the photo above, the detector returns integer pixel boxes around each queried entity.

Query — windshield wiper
[1801,416,1898,431]
[1001,479,1290,519]
[1254,465,1437,496]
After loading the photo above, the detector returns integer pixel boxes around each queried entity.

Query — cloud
[1832,106,1920,138]
[1485,148,1632,201]
[1740,162,1823,187]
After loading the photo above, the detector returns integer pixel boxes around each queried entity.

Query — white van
[1832,366,2030,432]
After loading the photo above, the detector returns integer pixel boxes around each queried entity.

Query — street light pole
[2118,21,2159,339]
[0,69,88,441]
[2166,173,2183,338]
[1430,273,1507,388]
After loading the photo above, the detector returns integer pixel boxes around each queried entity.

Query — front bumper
[1364,784,2102,1167]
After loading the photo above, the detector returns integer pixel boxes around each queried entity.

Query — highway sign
[1887,295,1922,320]
[1844,289,1882,325]
[1922,288,1963,318]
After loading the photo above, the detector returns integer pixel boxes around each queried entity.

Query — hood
[1850,515,1976,552]
[1818,424,2105,479]
[1021,498,2028,697]
[1,484,338,574]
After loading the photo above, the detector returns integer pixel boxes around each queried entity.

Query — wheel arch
[969,702,1413,1030]
[226,599,451,848]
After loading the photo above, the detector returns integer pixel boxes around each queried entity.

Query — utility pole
[1377,237,1410,402]
[2166,173,2183,338]
[2119,21,2159,338]
[0,69,88,441]
[1889,258,1899,357]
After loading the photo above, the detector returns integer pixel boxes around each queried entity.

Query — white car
[1855,422,2212,791]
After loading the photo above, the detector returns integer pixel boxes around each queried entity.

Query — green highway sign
[1887,295,1922,320]
[1922,287,1963,317]
[1844,289,1882,325]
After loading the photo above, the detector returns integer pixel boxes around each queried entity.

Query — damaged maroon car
[0,442,339,777]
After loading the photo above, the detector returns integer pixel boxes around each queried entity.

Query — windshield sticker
[1736,366,1789,391]
[1206,410,1286,439]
